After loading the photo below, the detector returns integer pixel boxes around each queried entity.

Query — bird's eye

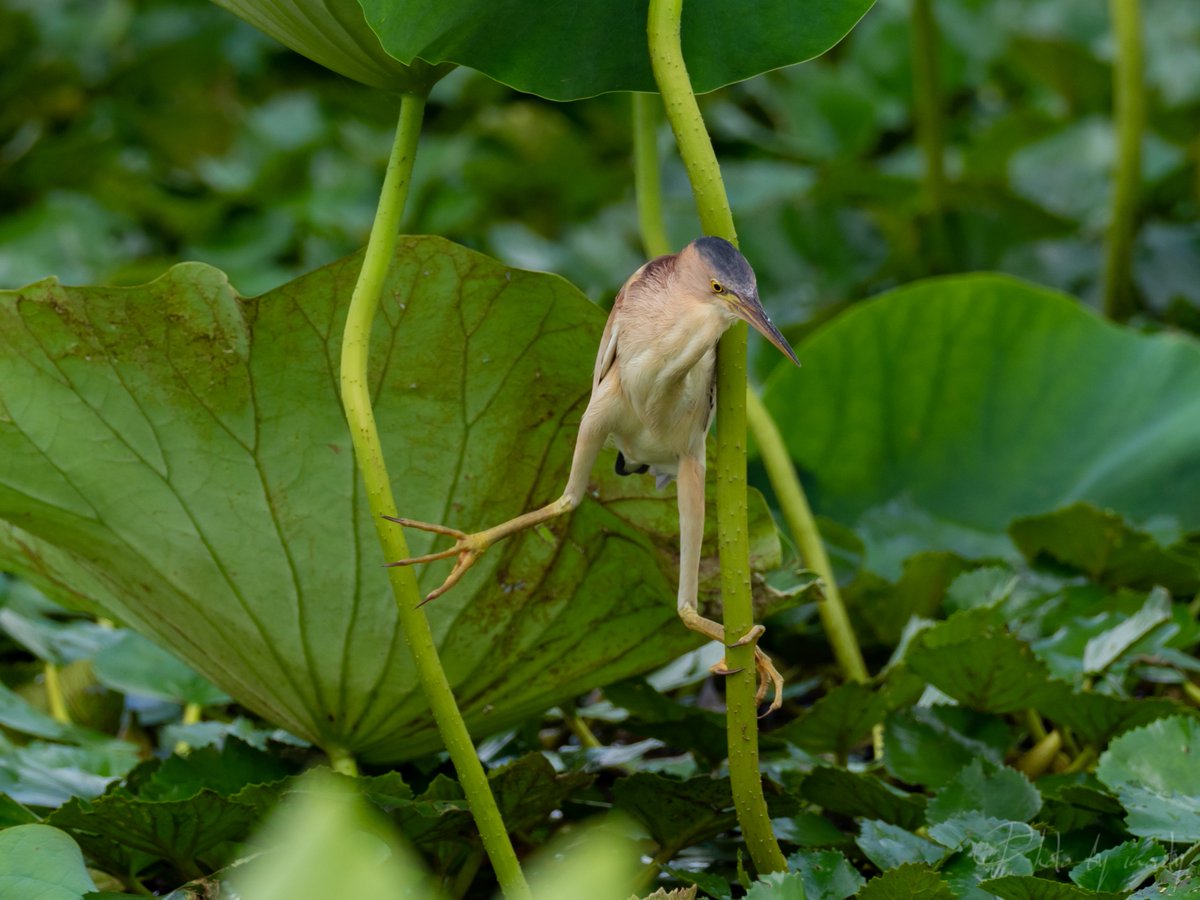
[711,280,725,294]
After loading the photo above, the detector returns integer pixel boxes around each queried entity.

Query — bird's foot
[709,625,784,717]
[382,516,493,606]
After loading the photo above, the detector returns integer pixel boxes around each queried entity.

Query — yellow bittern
[387,237,800,712]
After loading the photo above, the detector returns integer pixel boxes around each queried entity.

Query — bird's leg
[674,453,784,715]
[386,406,611,605]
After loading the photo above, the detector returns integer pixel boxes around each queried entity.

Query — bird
[385,237,801,713]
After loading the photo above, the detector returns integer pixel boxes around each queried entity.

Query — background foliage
[1,0,1199,897]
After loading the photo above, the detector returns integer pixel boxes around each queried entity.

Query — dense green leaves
[357,0,876,101]
[0,237,784,762]
[764,276,1200,574]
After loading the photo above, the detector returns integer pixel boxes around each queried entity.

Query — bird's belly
[612,352,715,469]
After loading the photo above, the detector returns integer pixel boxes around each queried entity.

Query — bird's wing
[592,285,623,390]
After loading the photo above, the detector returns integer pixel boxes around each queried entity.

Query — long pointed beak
[734,293,800,366]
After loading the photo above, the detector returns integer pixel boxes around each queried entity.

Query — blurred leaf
[763,276,1200,570]
[358,0,876,101]
[229,771,435,900]
[857,863,954,900]
[92,632,231,707]
[1096,715,1200,841]
[1008,118,1184,230]
[526,819,639,900]
[1011,504,1200,595]
[979,875,1124,900]
[0,824,96,899]
[210,0,453,92]
[799,767,925,831]
[785,849,863,900]
[925,759,1041,826]
[0,237,785,763]
[855,820,946,872]
[882,706,1012,788]
[1069,838,1167,893]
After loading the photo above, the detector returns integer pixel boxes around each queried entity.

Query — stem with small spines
[338,89,530,900]
[647,0,786,874]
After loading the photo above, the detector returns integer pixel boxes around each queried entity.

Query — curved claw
[382,515,467,540]
[709,636,784,716]
[382,515,489,607]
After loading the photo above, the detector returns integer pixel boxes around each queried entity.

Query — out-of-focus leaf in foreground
[229,771,435,900]
[0,237,784,762]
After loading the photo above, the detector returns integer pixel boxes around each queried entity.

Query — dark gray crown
[693,236,756,295]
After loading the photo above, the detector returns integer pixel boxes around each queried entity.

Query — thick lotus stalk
[647,0,788,875]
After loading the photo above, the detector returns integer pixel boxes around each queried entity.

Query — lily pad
[0,237,782,762]
[762,275,1200,573]
[356,0,876,101]
[1096,715,1200,841]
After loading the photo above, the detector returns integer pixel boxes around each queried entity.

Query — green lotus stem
[630,84,870,695]
[173,702,204,755]
[338,92,530,900]
[910,0,949,270]
[43,662,69,724]
[326,745,359,777]
[1102,0,1143,321]
[1183,680,1200,707]
[745,392,869,685]
[648,0,786,874]
[561,705,603,750]
[633,93,672,257]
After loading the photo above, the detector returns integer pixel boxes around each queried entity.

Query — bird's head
[678,237,800,366]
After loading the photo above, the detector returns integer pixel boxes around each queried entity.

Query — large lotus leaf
[356,0,876,101]
[763,275,1200,571]
[0,236,782,763]
[210,0,453,92]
